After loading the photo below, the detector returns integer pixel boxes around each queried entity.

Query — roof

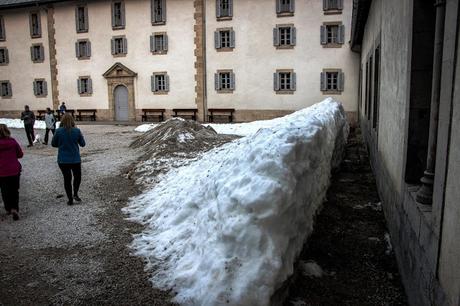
[350,0,372,52]
[0,0,70,9]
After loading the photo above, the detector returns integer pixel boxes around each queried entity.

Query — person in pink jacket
[0,124,23,220]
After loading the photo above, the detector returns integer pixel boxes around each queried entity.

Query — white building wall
[205,0,359,113]
[0,8,52,112]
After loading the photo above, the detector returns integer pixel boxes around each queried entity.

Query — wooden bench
[172,108,198,121]
[36,110,47,120]
[76,109,97,121]
[141,108,165,122]
[208,108,235,123]
[61,109,76,118]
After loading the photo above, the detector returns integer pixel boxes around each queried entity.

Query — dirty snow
[0,118,60,130]
[124,98,348,306]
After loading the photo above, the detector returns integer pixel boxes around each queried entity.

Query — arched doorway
[114,85,129,121]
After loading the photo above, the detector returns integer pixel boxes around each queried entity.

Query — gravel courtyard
[0,125,174,305]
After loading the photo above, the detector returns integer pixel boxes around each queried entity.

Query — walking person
[43,108,56,145]
[0,124,23,221]
[20,105,35,147]
[51,114,85,205]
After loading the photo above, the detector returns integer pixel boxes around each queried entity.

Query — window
[274,70,296,93]
[30,44,44,62]
[372,45,380,130]
[320,23,344,46]
[0,16,5,41]
[111,1,125,29]
[323,0,343,13]
[75,5,88,33]
[29,12,41,38]
[111,36,127,56]
[276,0,294,16]
[151,72,169,94]
[151,0,166,25]
[77,76,92,95]
[320,69,344,93]
[214,28,235,50]
[367,55,373,119]
[150,33,168,54]
[33,79,47,97]
[215,70,235,92]
[0,47,8,65]
[75,39,91,59]
[216,0,233,20]
[0,81,12,98]
[273,25,296,48]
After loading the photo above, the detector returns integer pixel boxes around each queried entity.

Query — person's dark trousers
[0,175,20,213]
[24,123,35,146]
[58,163,81,201]
[44,128,55,144]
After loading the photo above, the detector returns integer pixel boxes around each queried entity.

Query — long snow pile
[124,98,348,306]
[0,118,47,129]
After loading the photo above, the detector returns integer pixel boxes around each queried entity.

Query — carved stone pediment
[103,62,137,78]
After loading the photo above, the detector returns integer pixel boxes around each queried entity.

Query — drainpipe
[416,0,446,205]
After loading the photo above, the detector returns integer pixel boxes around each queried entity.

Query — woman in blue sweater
[52,114,86,205]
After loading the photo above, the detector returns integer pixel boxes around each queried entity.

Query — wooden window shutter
[214,31,221,49]
[320,72,327,91]
[323,0,328,10]
[88,78,93,94]
[7,82,11,96]
[230,72,235,90]
[33,81,37,95]
[164,34,168,51]
[273,72,280,91]
[151,75,155,92]
[165,74,170,92]
[75,42,80,58]
[291,27,296,46]
[161,0,166,23]
[273,28,279,46]
[230,30,235,48]
[214,73,220,90]
[120,2,126,27]
[320,25,327,45]
[75,7,79,32]
[43,81,48,96]
[87,41,91,57]
[276,0,281,14]
[0,16,5,40]
[40,45,44,61]
[338,0,343,10]
[4,48,8,63]
[216,0,222,18]
[77,79,82,94]
[150,35,155,52]
[122,37,128,54]
[111,3,116,28]
[30,46,34,61]
[291,72,296,90]
[111,38,116,55]
[289,0,295,13]
[338,25,345,44]
[338,72,344,91]
[228,0,233,17]
[84,6,89,31]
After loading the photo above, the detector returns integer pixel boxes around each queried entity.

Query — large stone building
[351,0,460,305]
[0,0,359,122]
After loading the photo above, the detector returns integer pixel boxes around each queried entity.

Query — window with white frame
[216,0,233,19]
[77,77,92,95]
[151,72,169,93]
[0,47,8,65]
[323,0,343,13]
[320,23,344,46]
[111,36,127,56]
[29,12,41,38]
[151,0,166,25]
[274,70,296,93]
[111,1,125,29]
[215,70,235,92]
[33,79,47,97]
[75,39,91,59]
[273,24,296,48]
[276,0,294,16]
[150,33,168,54]
[321,69,344,93]
[0,16,5,41]
[214,28,235,50]
[75,5,88,33]
[0,81,12,98]
[30,44,44,62]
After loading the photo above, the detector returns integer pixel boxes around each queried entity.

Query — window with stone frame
[75,5,89,33]
[75,39,91,59]
[216,0,233,20]
[111,36,127,56]
[0,16,5,41]
[150,32,168,54]
[77,76,93,95]
[273,24,296,48]
[0,80,12,98]
[30,44,44,62]
[276,0,294,16]
[33,79,47,97]
[0,47,9,65]
[320,23,344,46]
[151,0,166,25]
[214,28,235,50]
[111,1,125,29]
[323,0,343,13]
[29,11,41,38]
[320,69,344,93]
[274,70,296,93]
[151,72,169,94]
[215,70,235,93]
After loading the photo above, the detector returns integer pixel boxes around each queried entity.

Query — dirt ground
[285,128,407,306]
